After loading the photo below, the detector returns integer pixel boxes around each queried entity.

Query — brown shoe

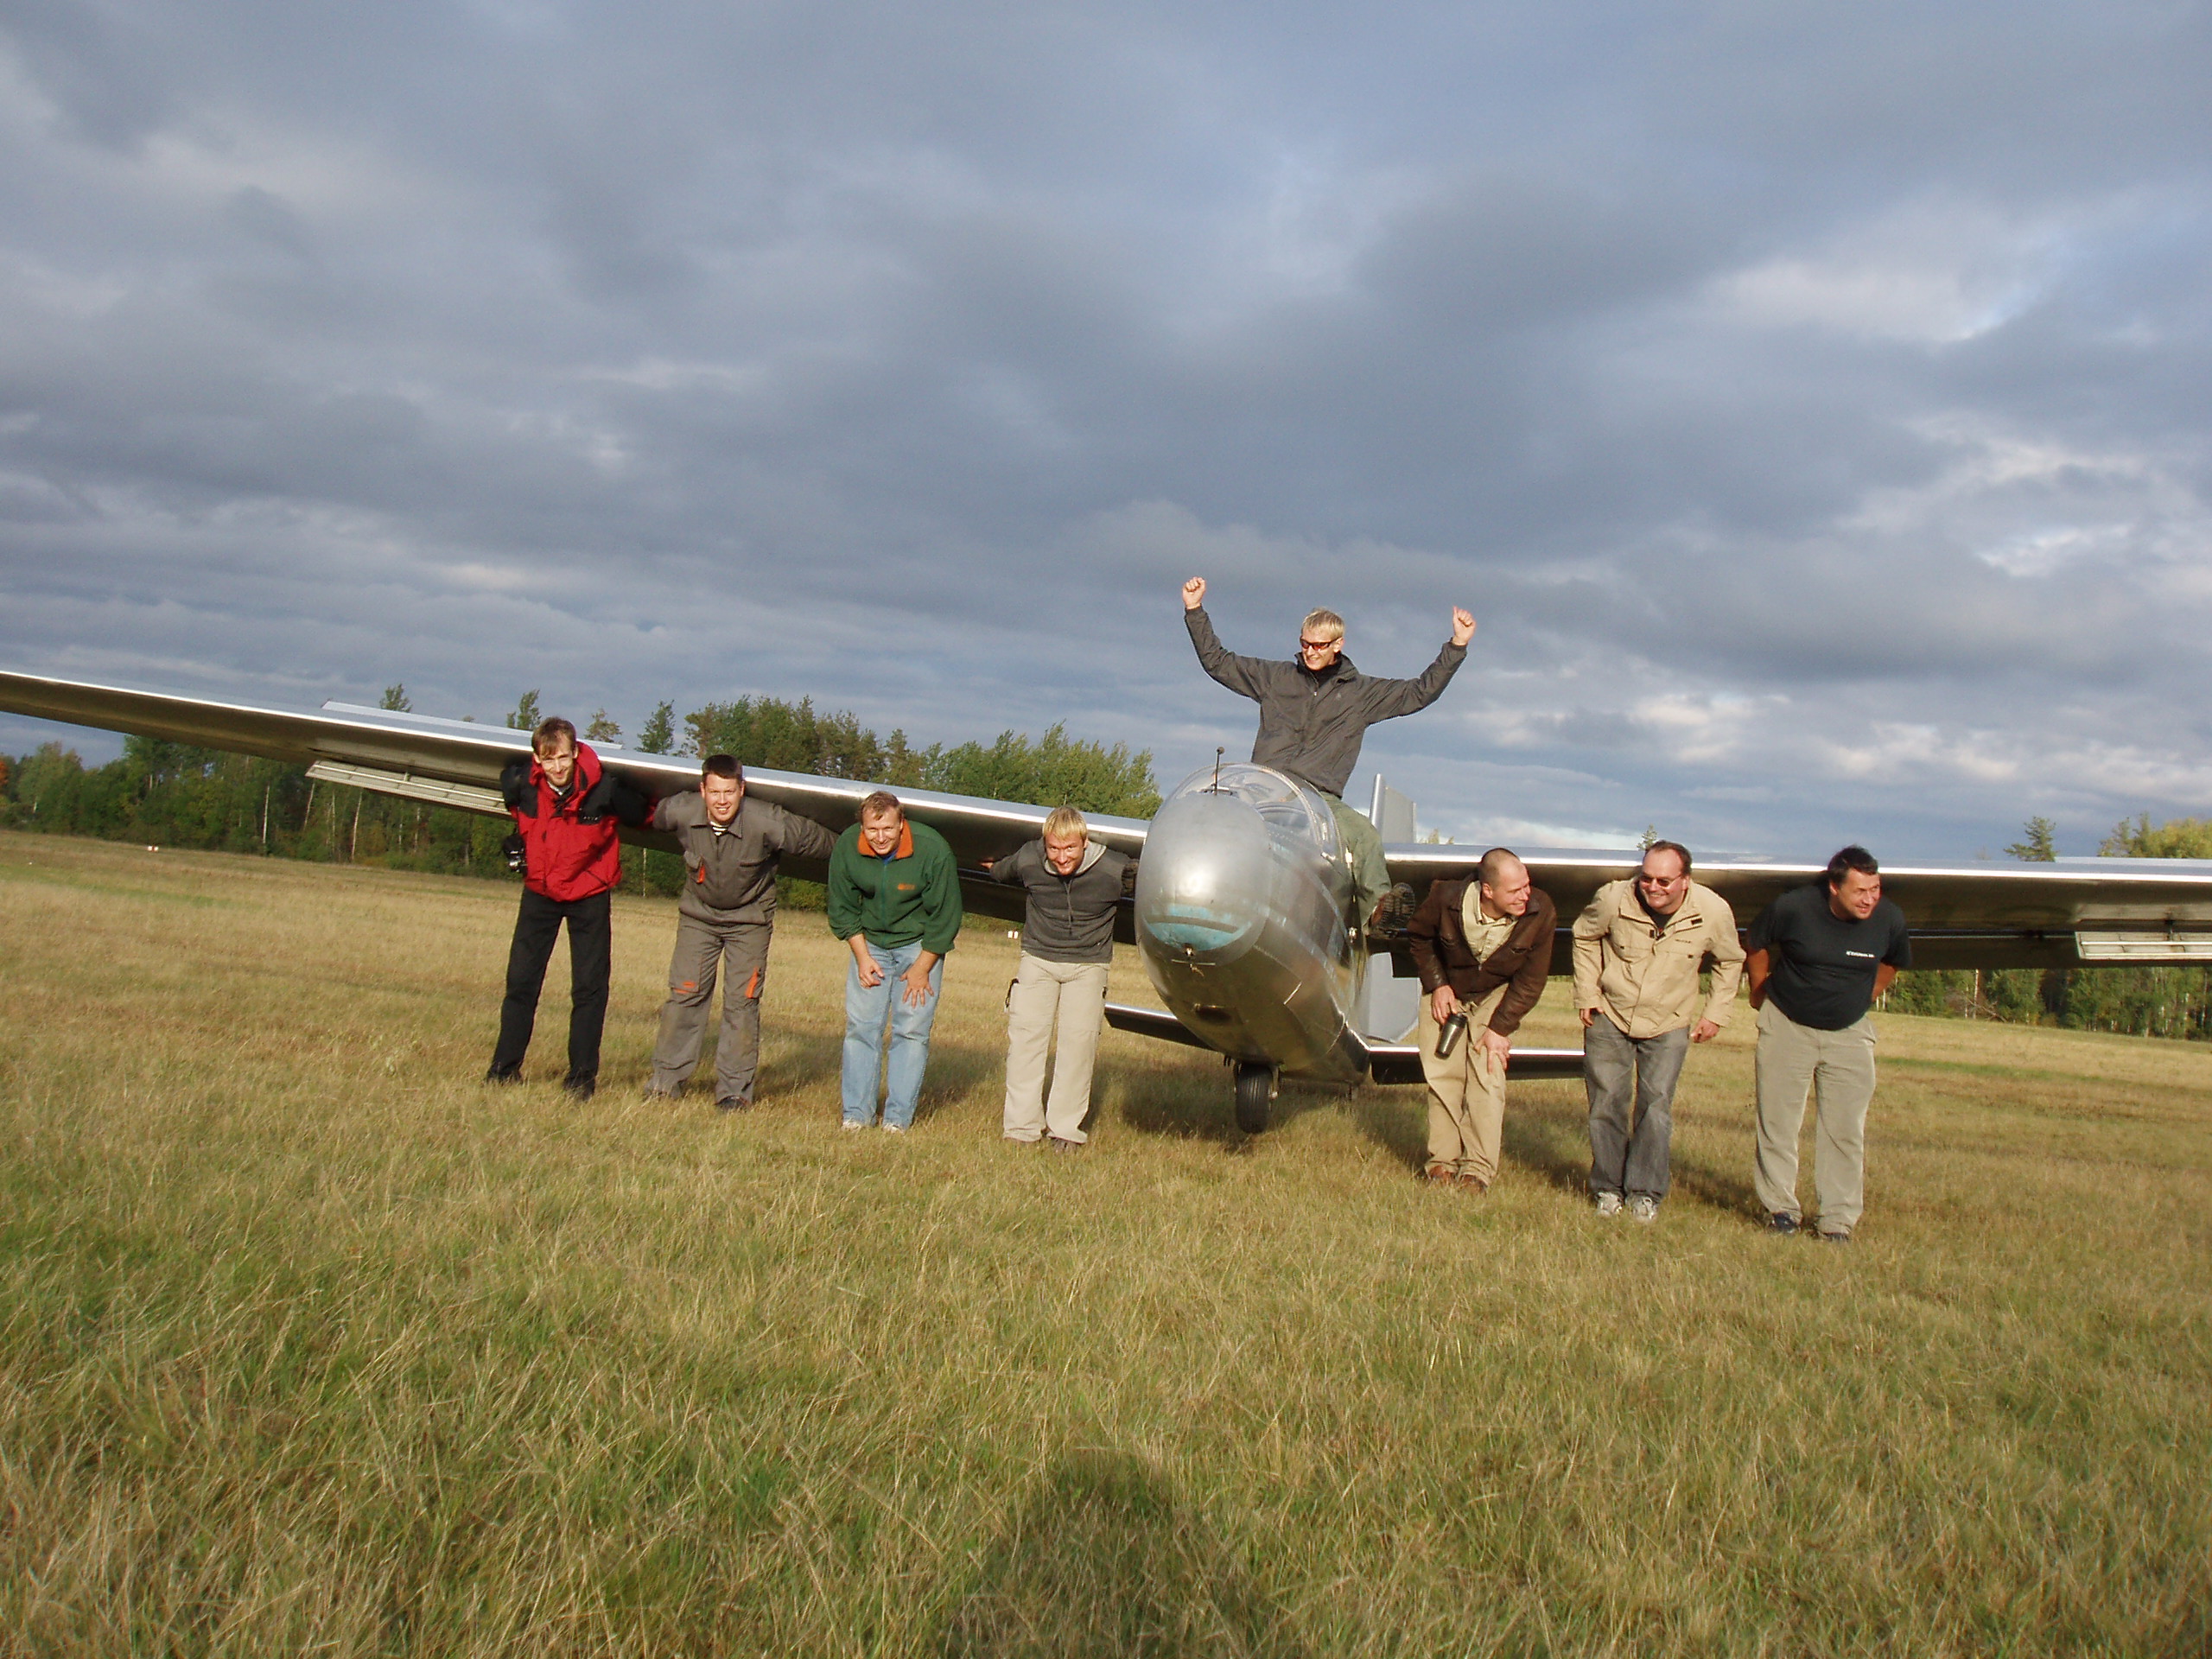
[1422,1163,1458,1186]
[1456,1173,1490,1194]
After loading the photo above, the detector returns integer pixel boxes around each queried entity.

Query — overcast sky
[3,1,2208,857]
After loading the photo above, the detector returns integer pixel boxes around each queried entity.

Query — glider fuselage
[1133,763,1370,1084]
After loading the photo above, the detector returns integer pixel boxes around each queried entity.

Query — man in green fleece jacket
[828,791,963,1131]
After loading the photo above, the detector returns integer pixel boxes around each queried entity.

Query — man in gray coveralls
[645,753,836,1111]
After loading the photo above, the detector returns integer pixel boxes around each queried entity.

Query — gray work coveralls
[649,790,836,1106]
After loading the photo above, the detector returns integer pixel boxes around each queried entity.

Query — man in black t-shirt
[1745,845,1912,1243]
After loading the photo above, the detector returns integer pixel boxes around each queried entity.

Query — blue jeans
[842,940,943,1128]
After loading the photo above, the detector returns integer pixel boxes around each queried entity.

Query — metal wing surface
[0,671,1147,932]
[1382,843,2212,969]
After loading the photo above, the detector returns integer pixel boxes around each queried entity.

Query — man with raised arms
[828,791,963,1133]
[1572,839,1745,1223]
[986,806,1131,1152]
[1403,848,1557,1192]
[1180,575,1475,930]
[484,715,650,1101]
[644,753,836,1113]
[1745,845,1911,1243]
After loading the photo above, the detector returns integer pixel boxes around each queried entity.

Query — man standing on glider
[1181,575,1475,931]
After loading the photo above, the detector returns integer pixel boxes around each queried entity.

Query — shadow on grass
[1501,1082,1764,1217]
[914,1040,1007,1116]
[1667,1153,1763,1219]
[938,1451,1311,1659]
[1108,1064,1347,1148]
[1349,1078,1593,1184]
[1353,1077,1764,1220]
[734,1028,1006,1122]
[1495,1092,1770,1221]
[1499,1082,1595,1194]
[1345,1084,1427,1168]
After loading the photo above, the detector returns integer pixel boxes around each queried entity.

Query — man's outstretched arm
[1180,575,1270,700]
[1363,606,1476,721]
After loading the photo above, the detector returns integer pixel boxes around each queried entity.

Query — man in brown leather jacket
[645,753,836,1111]
[1403,848,1558,1192]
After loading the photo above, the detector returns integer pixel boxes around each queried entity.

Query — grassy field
[2,830,2208,1657]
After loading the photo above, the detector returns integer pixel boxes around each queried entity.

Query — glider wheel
[1233,1062,1276,1135]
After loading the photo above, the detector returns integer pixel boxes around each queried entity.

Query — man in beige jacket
[1571,840,1745,1221]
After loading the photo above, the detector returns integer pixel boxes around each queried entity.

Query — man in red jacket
[484,715,650,1100]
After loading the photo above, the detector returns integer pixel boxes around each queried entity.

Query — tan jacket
[1571,877,1745,1038]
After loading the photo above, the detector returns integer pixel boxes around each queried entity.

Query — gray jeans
[1584,1014,1691,1200]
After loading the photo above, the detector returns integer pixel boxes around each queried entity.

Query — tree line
[1,686,1160,903]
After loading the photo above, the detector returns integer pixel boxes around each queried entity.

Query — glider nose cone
[1135,789,1269,961]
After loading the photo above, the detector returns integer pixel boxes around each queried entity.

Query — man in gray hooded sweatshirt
[987,806,1130,1149]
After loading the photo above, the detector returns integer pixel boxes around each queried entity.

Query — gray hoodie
[990,838,1128,963]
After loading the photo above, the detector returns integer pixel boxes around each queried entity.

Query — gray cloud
[2,1,2209,861]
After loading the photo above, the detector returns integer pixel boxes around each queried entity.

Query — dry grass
[2,830,2208,1656]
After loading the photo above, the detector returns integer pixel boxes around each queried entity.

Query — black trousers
[489,888,613,1085]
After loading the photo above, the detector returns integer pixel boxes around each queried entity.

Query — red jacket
[499,742,645,902]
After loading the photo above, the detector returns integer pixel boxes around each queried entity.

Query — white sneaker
[881,1122,906,1135]
[1594,1191,1624,1217]
[842,1119,868,1132]
[1628,1194,1659,1224]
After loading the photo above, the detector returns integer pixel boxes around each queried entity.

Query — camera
[502,832,527,875]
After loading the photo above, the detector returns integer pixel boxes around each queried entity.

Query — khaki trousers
[1416,983,1508,1185]
[1752,1001,1878,1234]
[651,914,772,1105]
[1002,954,1110,1143]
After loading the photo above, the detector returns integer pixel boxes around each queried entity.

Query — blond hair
[1042,806,1088,842]
[1300,607,1344,642]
